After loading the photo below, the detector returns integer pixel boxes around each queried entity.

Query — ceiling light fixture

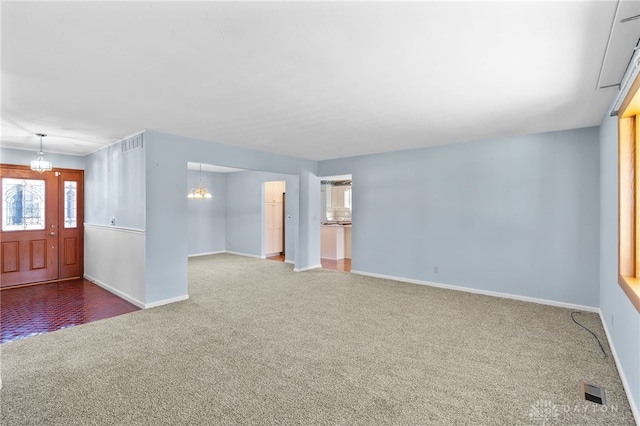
[30,133,53,173]
[187,163,212,200]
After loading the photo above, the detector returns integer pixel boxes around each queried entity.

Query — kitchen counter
[321,224,352,260]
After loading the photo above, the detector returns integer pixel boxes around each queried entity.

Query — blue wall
[0,147,85,170]
[187,170,227,256]
[226,170,299,262]
[319,127,601,307]
[298,169,321,270]
[187,168,299,261]
[3,110,637,416]
[9,130,318,304]
[599,115,640,416]
[84,140,145,230]
[0,144,144,230]
[143,130,319,304]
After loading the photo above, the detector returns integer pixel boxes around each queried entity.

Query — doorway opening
[264,180,286,261]
[320,174,352,272]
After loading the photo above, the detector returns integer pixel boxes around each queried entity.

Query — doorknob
[50,232,56,237]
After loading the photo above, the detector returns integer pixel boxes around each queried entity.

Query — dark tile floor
[1,279,140,344]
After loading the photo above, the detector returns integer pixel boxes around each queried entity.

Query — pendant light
[30,133,53,173]
[187,163,212,200]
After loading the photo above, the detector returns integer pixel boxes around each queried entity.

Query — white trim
[188,251,225,258]
[189,250,295,263]
[84,223,145,234]
[84,274,145,309]
[225,250,266,259]
[349,270,599,313]
[611,49,640,114]
[598,310,640,424]
[144,294,189,309]
[294,264,323,272]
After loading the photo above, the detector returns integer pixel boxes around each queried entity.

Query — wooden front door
[0,165,84,288]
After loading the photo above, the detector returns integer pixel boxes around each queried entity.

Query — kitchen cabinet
[321,224,351,260]
[264,181,285,255]
[344,225,351,259]
[323,182,352,223]
[265,180,285,203]
[265,202,283,255]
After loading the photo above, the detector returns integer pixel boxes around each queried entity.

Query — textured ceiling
[2,1,639,161]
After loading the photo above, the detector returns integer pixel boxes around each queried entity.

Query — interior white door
[264,181,285,256]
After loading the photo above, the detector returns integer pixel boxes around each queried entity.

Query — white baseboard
[225,250,266,259]
[84,274,145,309]
[349,270,599,313]
[85,274,188,310]
[349,269,636,421]
[188,251,225,258]
[144,294,189,309]
[193,250,297,264]
[598,310,639,424]
[294,264,323,272]
[83,223,144,234]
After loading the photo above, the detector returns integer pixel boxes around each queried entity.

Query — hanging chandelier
[30,133,53,173]
[187,163,212,200]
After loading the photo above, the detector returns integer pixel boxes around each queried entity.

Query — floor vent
[580,381,606,405]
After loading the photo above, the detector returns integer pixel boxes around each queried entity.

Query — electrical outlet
[434,266,439,273]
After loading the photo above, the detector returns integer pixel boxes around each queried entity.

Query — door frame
[263,180,286,257]
[0,164,84,288]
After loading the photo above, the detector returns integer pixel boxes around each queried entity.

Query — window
[618,70,640,313]
[2,178,45,231]
[344,188,352,210]
[64,181,77,228]
[322,180,352,223]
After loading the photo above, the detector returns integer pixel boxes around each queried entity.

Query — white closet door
[264,181,285,255]
[273,202,283,253]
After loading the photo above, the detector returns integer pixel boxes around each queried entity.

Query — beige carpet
[0,253,635,425]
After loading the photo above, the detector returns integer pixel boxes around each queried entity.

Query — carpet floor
[0,253,635,425]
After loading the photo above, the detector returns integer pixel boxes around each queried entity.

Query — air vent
[580,381,606,405]
[321,180,352,186]
[120,134,144,154]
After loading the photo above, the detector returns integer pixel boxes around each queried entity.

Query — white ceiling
[2,1,639,161]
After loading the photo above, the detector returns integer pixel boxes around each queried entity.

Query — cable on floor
[571,311,607,358]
